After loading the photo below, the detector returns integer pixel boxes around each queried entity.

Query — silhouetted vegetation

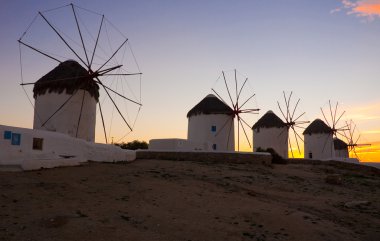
[256,147,287,164]
[115,140,148,150]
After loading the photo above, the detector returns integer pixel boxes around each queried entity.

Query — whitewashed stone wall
[0,124,135,171]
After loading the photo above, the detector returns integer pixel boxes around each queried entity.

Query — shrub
[256,147,287,164]
[115,140,148,150]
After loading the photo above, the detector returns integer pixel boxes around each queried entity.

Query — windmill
[320,100,349,155]
[18,3,142,144]
[343,119,371,160]
[211,69,259,151]
[277,91,310,158]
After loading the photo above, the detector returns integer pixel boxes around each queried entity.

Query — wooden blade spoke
[97,65,122,74]
[95,81,142,106]
[277,126,287,137]
[293,125,306,129]
[239,116,253,130]
[239,93,256,110]
[291,98,300,121]
[96,77,133,131]
[328,100,334,128]
[333,101,338,127]
[356,143,371,147]
[283,91,289,121]
[103,73,142,76]
[350,122,356,142]
[294,121,310,125]
[18,40,62,63]
[75,90,86,137]
[291,126,301,155]
[239,108,260,113]
[90,14,104,67]
[20,82,36,86]
[277,101,287,121]
[336,131,347,140]
[41,90,77,127]
[289,135,294,158]
[320,108,330,127]
[212,88,231,109]
[39,11,88,68]
[226,118,233,149]
[335,110,346,127]
[71,3,90,66]
[355,134,361,146]
[322,134,330,153]
[239,119,252,148]
[98,101,108,143]
[353,148,359,160]
[292,127,304,142]
[96,38,128,72]
[234,69,238,107]
[214,116,231,137]
[286,91,293,121]
[222,71,236,108]
[293,112,306,122]
[237,77,248,102]
[237,117,240,151]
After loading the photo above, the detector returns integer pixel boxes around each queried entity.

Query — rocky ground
[0,159,379,241]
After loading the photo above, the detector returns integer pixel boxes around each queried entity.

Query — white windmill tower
[252,110,287,158]
[303,119,333,160]
[187,94,235,151]
[33,60,99,142]
[333,138,349,158]
[253,91,309,158]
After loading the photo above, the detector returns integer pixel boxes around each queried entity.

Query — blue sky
[0,0,379,157]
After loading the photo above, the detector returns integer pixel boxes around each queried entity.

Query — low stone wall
[287,158,380,173]
[136,150,272,165]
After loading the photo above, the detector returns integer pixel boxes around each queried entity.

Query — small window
[33,138,44,150]
[4,131,12,140]
[211,125,216,132]
[308,152,312,159]
[212,144,217,150]
[11,133,21,146]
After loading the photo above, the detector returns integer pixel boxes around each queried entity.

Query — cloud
[363,130,380,134]
[332,0,380,21]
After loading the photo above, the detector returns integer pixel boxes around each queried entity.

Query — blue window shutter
[4,131,12,140]
[11,133,21,146]
[211,125,216,132]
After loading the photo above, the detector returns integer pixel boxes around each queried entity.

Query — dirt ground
[1,159,379,241]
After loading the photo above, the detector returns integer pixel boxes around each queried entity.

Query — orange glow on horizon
[352,141,380,162]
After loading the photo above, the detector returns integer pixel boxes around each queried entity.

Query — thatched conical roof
[334,138,348,150]
[187,94,233,118]
[303,119,331,135]
[33,60,99,101]
[252,110,286,130]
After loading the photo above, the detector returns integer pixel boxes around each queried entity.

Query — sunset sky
[0,0,379,162]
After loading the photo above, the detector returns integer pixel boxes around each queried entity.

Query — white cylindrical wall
[188,114,234,151]
[33,90,96,142]
[253,127,288,158]
[304,133,334,160]
[335,149,349,158]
